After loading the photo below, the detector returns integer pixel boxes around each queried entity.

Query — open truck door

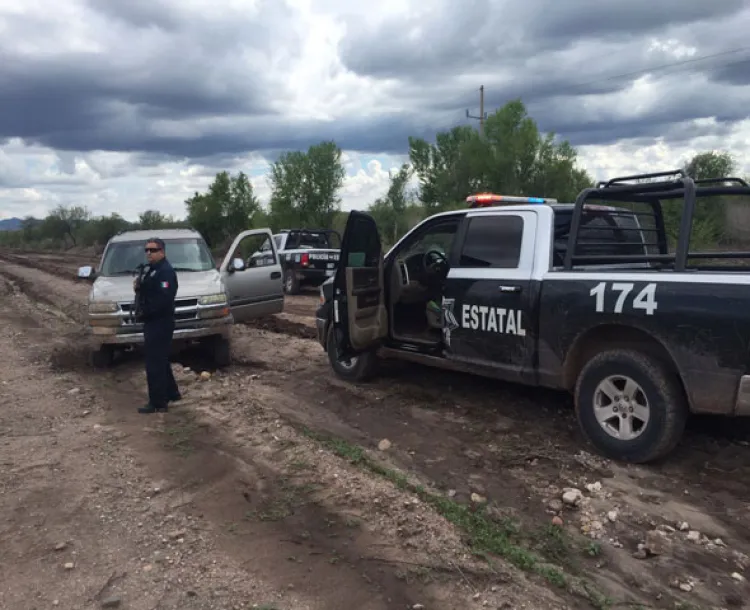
[332,211,388,356]
[220,228,284,323]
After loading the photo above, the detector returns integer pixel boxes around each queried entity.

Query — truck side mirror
[77,265,96,281]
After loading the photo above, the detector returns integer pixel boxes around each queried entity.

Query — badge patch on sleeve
[160,281,169,289]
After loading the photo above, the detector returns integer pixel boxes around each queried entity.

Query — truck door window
[346,217,380,267]
[458,216,524,268]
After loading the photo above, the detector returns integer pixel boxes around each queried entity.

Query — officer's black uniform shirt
[140,258,179,321]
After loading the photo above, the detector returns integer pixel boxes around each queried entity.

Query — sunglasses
[144,247,162,253]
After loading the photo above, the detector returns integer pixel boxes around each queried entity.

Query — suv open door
[220,229,284,322]
[332,211,388,355]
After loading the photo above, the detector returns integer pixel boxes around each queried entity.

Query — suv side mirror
[229,257,245,273]
[77,265,96,281]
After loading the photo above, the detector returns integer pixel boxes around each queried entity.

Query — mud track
[2,249,750,610]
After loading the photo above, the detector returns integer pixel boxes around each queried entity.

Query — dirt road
[2,250,750,610]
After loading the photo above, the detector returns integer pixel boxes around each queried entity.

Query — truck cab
[77,228,283,368]
[316,173,750,463]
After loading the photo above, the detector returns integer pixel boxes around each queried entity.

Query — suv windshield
[99,238,216,276]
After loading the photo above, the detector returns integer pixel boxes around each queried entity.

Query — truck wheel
[90,346,114,369]
[326,325,377,382]
[208,336,231,368]
[284,269,300,295]
[575,349,687,464]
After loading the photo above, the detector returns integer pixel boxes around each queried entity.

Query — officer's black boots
[138,403,168,414]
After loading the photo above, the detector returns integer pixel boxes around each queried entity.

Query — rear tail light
[301,253,309,266]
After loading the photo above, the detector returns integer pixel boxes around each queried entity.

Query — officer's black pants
[143,318,179,408]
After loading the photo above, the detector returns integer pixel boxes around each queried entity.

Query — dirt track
[2,250,750,610]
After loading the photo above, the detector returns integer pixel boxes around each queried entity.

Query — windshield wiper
[172,266,202,272]
[109,269,141,275]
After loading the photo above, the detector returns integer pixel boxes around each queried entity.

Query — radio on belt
[466,193,558,207]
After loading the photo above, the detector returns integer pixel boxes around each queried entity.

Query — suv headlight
[88,301,118,314]
[199,293,228,305]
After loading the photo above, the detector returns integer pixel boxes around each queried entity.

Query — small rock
[53,601,59,607]
[547,499,563,512]
[731,572,745,582]
[63,562,74,570]
[679,582,693,592]
[67,387,80,395]
[142,564,153,572]
[585,481,602,494]
[645,529,670,556]
[687,530,701,542]
[607,510,618,522]
[551,516,563,527]
[54,542,67,551]
[101,596,122,608]
[473,592,481,600]
[678,521,689,531]
[447,489,456,498]
[470,492,487,504]
[412,605,425,610]
[562,488,582,507]
[199,371,211,381]
[632,548,648,560]
[715,538,727,547]
[377,439,391,451]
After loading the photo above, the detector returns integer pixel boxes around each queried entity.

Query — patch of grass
[246,479,318,523]
[531,524,579,573]
[162,412,198,456]
[301,428,564,584]
[300,427,619,608]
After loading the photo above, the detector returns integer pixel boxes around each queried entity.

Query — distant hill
[0,217,22,231]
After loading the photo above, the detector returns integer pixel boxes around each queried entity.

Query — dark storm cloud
[524,0,747,41]
[1,0,749,161]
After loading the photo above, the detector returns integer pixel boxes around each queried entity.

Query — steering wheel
[423,249,449,276]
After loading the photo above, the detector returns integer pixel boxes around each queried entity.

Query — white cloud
[0,138,405,220]
[0,0,749,220]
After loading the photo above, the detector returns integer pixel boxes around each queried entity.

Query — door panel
[333,212,388,353]
[443,211,538,382]
[221,229,284,323]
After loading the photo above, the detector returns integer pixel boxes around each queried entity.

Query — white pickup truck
[77,228,284,368]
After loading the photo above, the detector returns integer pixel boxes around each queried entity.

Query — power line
[553,45,750,96]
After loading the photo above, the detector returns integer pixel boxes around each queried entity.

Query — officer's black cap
[146,237,166,251]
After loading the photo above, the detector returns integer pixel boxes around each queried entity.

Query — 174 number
[589,282,658,315]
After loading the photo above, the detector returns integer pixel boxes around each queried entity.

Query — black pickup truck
[314,171,750,463]
[269,229,341,294]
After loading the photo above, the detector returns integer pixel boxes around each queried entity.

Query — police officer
[135,238,181,414]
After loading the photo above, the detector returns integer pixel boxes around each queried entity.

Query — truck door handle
[498,285,521,293]
[270,271,281,279]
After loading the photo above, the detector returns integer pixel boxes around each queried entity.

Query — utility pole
[466,85,487,135]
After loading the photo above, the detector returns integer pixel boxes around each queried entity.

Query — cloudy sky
[1,0,749,221]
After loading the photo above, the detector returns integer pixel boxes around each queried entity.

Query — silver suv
[77,228,284,368]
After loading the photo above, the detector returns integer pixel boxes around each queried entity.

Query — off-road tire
[284,269,300,295]
[208,335,232,368]
[326,324,378,382]
[90,346,115,369]
[575,349,688,464]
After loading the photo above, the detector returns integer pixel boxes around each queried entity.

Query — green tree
[185,170,260,247]
[408,100,593,214]
[138,210,169,230]
[268,141,346,229]
[367,164,421,246]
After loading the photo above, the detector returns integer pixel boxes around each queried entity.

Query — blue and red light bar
[466,193,558,208]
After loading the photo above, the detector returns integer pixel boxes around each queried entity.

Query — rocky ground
[1,249,750,610]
